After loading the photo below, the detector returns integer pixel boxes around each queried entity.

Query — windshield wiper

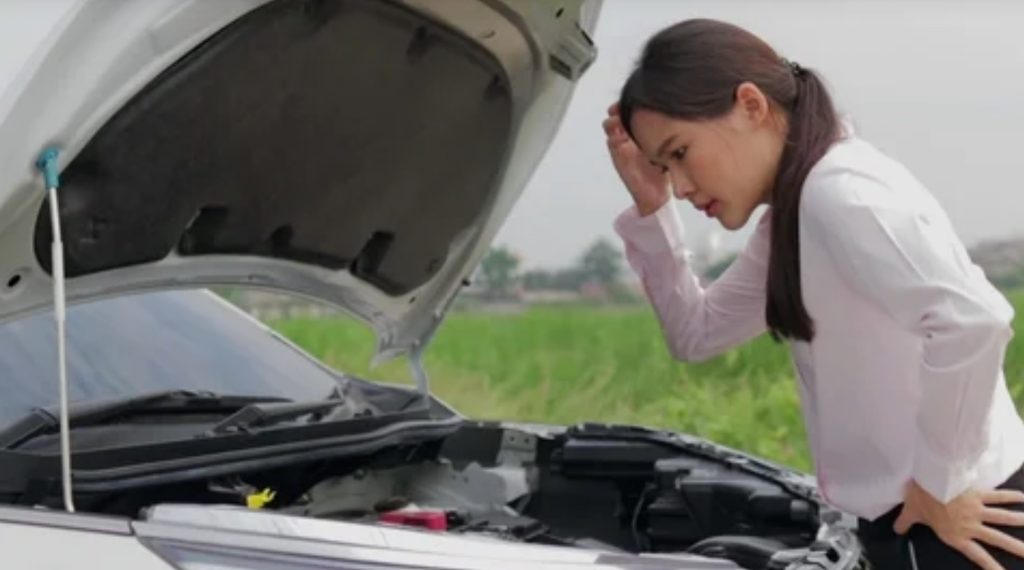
[204,398,356,436]
[0,390,290,449]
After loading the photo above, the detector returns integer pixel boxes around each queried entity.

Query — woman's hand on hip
[894,479,1024,569]
[602,102,670,217]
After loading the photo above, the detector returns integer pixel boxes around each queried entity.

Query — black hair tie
[781,57,805,78]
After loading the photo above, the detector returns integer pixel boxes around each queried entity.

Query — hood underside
[36,0,511,296]
[0,0,598,359]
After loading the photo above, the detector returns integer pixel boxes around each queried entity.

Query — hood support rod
[37,147,74,513]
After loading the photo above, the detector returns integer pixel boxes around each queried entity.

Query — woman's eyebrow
[655,134,679,159]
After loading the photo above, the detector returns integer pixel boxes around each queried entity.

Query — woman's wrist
[634,195,669,217]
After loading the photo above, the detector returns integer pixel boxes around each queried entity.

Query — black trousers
[858,464,1024,569]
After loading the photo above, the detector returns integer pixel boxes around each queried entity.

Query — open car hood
[0,0,599,362]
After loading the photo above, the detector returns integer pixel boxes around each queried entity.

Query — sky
[495,0,1024,269]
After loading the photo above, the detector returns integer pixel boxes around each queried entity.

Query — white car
[0,1,865,568]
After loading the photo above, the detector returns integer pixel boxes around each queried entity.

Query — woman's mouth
[703,200,721,218]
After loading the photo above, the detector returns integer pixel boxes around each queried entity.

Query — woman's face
[627,83,786,230]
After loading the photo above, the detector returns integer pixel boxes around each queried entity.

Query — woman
[605,19,1024,569]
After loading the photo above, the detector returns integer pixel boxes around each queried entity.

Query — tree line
[478,238,632,300]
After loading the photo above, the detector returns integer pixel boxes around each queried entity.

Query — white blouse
[614,134,1024,520]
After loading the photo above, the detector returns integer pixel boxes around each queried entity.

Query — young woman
[604,18,1024,569]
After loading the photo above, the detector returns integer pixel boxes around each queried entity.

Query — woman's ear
[733,81,770,128]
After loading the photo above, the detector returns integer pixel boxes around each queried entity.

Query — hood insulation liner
[34,0,513,295]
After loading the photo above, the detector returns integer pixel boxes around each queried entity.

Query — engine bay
[59,420,864,570]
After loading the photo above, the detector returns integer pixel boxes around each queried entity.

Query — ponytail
[765,67,840,342]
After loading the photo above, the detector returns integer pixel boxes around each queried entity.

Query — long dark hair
[618,19,840,342]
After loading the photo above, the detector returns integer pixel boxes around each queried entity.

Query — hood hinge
[409,340,430,399]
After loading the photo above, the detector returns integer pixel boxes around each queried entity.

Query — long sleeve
[801,167,1015,503]
[613,201,770,362]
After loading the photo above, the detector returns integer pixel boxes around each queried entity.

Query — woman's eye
[670,147,688,161]
[649,160,669,174]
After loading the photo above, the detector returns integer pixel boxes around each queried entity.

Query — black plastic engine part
[552,437,676,479]
[644,457,816,551]
[687,535,789,570]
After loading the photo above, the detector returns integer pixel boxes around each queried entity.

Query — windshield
[0,290,340,428]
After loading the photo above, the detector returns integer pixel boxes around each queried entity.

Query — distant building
[969,238,1024,288]
[221,289,337,321]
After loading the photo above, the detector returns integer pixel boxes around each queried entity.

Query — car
[0,1,866,568]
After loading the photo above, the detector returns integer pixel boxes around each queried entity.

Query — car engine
[19,416,866,570]
[154,421,868,570]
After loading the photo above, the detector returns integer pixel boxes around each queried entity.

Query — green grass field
[272,290,1024,473]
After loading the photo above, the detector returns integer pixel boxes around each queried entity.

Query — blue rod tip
[35,146,60,190]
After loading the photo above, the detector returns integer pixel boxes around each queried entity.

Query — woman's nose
[670,171,695,199]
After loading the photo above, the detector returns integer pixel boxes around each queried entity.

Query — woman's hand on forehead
[603,101,671,217]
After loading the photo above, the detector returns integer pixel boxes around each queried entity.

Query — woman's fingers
[607,102,620,116]
[981,489,1024,506]
[603,118,636,160]
[982,507,1024,527]
[976,525,1024,559]
[602,116,620,136]
[606,132,631,153]
[602,116,628,140]
[955,539,1006,570]
[606,138,627,156]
